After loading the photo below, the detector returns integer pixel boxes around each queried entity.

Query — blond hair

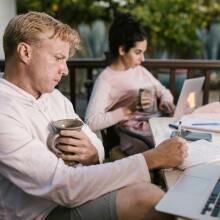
[3,11,80,60]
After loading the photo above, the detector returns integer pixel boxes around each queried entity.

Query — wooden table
[149,117,220,219]
[149,117,220,188]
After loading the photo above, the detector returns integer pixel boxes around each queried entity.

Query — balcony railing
[67,59,220,107]
[1,59,220,108]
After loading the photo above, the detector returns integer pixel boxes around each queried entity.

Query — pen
[177,121,182,136]
[169,123,178,129]
[192,123,220,126]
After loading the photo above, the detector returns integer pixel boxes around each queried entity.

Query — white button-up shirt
[0,78,150,220]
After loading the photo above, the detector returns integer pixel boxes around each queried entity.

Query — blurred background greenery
[17,0,220,60]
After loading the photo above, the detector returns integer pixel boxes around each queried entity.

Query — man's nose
[60,63,69,76]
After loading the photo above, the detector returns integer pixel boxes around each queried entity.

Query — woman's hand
[159,100,175,113]
[122,97,138,116]
[140,90,154,109]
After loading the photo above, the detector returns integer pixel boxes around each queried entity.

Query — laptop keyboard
[201,177,220,217]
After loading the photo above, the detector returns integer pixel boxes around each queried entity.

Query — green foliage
[17,0,112,25]
[16,0,220,58]
[126,0,220,58]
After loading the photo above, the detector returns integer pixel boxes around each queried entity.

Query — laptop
[173,77,205,119]
[156,163,220,219]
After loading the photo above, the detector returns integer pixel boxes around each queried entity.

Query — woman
[85,13,175,155]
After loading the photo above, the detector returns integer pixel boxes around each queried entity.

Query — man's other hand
[143,137,188,169]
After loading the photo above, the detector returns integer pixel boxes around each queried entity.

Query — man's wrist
[91,148,99,164]
[143,150,160,170]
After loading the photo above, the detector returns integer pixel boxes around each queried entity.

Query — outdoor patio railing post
[187,69,193,78]
[69,68,76,108]
[169,69,176,103]
[203,70,210,105]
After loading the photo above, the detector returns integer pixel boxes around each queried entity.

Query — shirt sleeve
[85,77,125,132]
[81,123,105,163]
[143,67,174,103]
[0,113,150,207]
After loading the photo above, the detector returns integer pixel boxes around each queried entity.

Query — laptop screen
[173,77,205,119]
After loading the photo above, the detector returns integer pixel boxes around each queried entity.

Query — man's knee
[131,183,164,210]
[116,182,165,218]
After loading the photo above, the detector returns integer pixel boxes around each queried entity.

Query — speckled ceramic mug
[47,119,83,165]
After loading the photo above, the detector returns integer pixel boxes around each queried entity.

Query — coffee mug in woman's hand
[136,88,155,113]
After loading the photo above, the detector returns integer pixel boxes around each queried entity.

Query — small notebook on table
[179,139,220,170]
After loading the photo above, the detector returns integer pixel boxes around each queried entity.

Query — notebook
[178,140,220,170]
[173,77,205,119]
[156,163,220,219]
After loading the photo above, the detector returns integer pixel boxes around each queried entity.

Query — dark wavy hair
[108,12,147,61]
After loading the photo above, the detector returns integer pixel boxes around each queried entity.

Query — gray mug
[136,88,155,113]
[47,119,83,165]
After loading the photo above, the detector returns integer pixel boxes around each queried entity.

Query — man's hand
[55,130,99,165]
[159,101,175,113]
[143,137,188,169]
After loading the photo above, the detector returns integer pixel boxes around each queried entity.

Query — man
[0,12,187,220]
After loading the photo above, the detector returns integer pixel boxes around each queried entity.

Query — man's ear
[17,42,32,63]
[118,46,125,56]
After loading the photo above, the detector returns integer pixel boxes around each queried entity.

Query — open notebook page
[178,139,220,170]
